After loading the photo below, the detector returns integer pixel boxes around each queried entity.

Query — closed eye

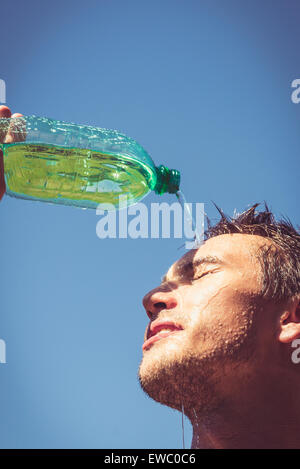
[192,270,216,282]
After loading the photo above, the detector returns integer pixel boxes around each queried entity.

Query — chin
[139,338,187,405]
[138,339,230,416]
[138,353,185,411]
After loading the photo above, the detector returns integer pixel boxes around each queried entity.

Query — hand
[0,105,24,200]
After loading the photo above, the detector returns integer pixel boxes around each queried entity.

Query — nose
[142,284,178,320]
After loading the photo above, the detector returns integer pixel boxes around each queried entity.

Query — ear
[278,299,300,344]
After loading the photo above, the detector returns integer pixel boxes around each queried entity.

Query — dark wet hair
[205,202,300,301]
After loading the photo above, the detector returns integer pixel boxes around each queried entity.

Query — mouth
[142,320,184,351]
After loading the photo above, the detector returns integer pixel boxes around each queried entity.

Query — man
[139,202,300,448]
[1,106,300,449]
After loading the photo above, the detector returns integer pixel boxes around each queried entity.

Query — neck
[189,370,300,449]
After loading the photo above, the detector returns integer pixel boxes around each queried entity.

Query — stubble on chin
[138,315,257,419]
[138,343,224,418]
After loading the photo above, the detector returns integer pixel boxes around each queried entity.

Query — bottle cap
[154,165,180,195]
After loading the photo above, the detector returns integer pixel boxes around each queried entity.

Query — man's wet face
[138,234,276,416]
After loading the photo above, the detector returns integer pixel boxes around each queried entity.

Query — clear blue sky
[0,0,299,448]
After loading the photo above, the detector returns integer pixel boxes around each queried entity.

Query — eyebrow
[161,255,225,283]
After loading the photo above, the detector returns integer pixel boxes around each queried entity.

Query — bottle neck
[154,165,180,195]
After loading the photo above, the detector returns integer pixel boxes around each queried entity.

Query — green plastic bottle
[0,115,180,209]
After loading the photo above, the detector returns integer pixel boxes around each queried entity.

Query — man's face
[138,234,279,416]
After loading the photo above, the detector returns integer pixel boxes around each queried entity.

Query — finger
[5,113,26,144]
[0,106,13,198]
[0,105,11,143]
[0,147,5,200]
[0,105,11,118]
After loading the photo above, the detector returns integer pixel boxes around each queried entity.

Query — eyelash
[161,271,214,285]
[192,272,210,281]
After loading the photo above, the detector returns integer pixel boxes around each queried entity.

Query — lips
[142,320,183,351]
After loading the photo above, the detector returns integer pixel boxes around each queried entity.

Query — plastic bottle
[0,115,180,209]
